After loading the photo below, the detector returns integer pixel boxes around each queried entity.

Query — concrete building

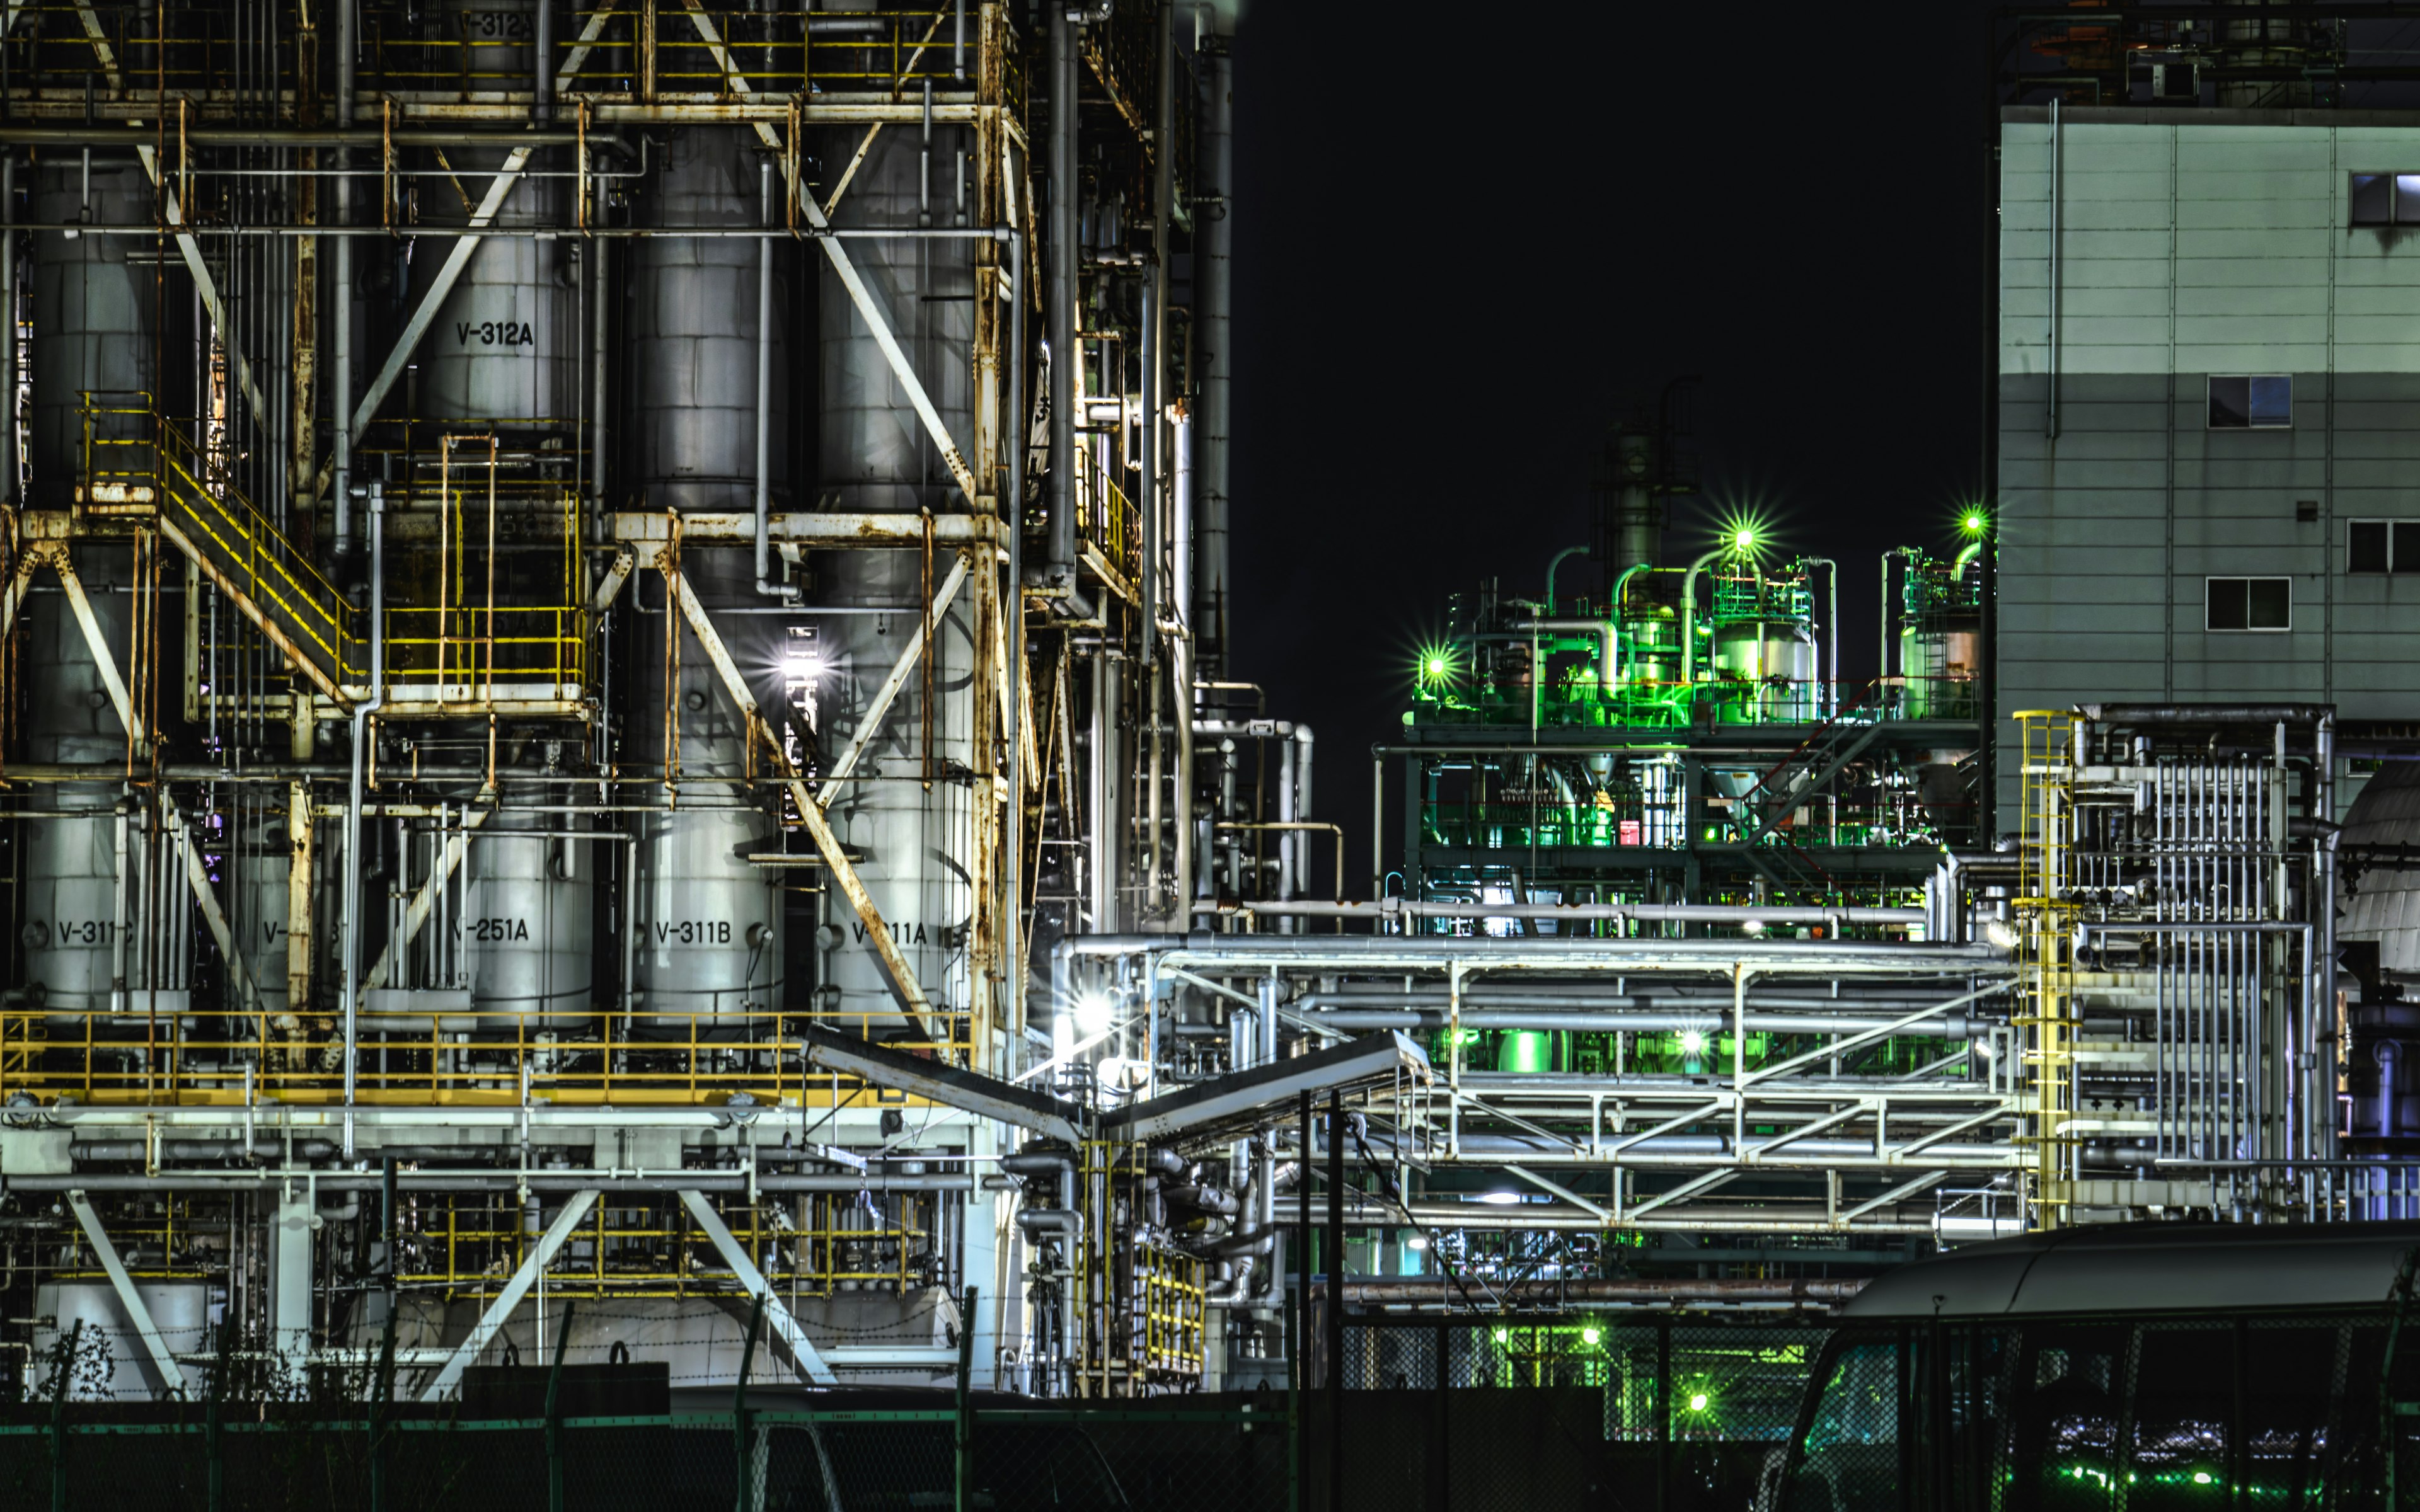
[1997,105,2420,808]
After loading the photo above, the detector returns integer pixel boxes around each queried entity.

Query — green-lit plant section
[1434,1026,1962,1080]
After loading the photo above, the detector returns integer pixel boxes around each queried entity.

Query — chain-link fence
[1300,1315,1831,1512]
[0,1402,1288,1511]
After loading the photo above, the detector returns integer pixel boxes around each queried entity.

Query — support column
[270,1191,314,1389]
[287,782,313,1014]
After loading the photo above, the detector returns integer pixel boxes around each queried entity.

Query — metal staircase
[1729,685,1886,847]
[79,394,355,704]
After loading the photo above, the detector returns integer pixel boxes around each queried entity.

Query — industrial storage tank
[2337,763,2420,1147]
[413,0,573,424]
[462,817,594,1027]
[2342,762,2420,974]
[623,128,790,1022]
[814,103,975,1038]
[20,160,159,1021]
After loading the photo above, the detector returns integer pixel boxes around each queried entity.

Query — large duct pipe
[1043,5,1078,581]
[339,484,386,1154]
[1301,1007,1983,1038]
[1197,30,1232,651]
[1332,1276,1865,1307]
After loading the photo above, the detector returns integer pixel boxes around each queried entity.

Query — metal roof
[1840,1222,2420,1319]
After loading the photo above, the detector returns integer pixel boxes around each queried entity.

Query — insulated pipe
[1196,898,1923,924]
[11,1172,977,1193]
[589,169,609,507]
[1293,724,1315,903]
[532,0,553,124]
[752,160,793,600]
[339,483,386,1155]
[1801,556,1838,715]
[1336,1277,1864,1307]
[1543,544,1589,615]
[74,1138,341,1162]
[1516,619,1618,701]
[2082,703,2335,726]
[330,4,352,556]
[1172,406,1194,631]
[0,156,12,505]
[1607,562,1654,694]
[1678,547,1727,691]
[1300,1008,1981,1037]
[1276,735,1297,915]
[1042,6,1078,581]
[1142,0,1173,663]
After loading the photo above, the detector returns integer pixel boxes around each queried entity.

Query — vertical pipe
[533,0,555,125]
[1,152,13,506]
[952,0,964,81]
[1044,7,1078,580]
[1143,0,1173,665]
[1089,653,1115,929]
[1325,1089,1344,1511]
[2046,95,2061,441]
[1199,32,1233,668]
[590,169,609,508]
[1005,231,1027,1040]
[331,2,354,557]
[340,483,386,1157]
[1294,1088,1311,1511]
[752,161,788,599]
[1005,231,1027,1042]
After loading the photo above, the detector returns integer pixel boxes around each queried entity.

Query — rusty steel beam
[666,568,940,1038]
[155,515,351,707]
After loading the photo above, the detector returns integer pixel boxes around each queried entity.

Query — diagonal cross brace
[667,570,939,1038]
[679,0,979,505]
[359,806,492,1007]
[679,1191,838,1386]
[314,149,533,500]
[134,146,274,435]
[819,550,968,803]
[68,1189,187,1398]
[420,1190,599,1401]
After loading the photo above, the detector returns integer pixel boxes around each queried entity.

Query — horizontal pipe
[6,1172,972,1193]
[0,222,1013,241]
[2080,703,2332,728]
[1330,1276,1866,1307]
[1196,899,1924,924]
[74,1138,338,1162]
[1302,1008,1979,1037]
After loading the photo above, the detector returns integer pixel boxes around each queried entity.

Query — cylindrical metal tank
[413,0,572,424]
[815,113,976,1037]
[235,802,295,1016]
[31,161,153,506]
[2341,762,2420,975]
[618,126,793,1024]
[1620,605,1678,692]
[16,554,135,1020]
[628,127,788,511]
[464,815,594,1026]
[629,554,784,1022]
[1899,619,1980,720]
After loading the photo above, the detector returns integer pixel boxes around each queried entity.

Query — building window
[2208,375,2291,429]
[2348,520,2420,574]
[2351,173,2420,226]
[2206,577,2291,632]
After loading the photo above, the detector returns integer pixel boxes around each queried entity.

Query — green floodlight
[1960,508,1990,536]
[1687,1391,1711,1413]
[1581,1326,1602,1346]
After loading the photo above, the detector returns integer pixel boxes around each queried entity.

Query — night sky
[1224,3,2005,895]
